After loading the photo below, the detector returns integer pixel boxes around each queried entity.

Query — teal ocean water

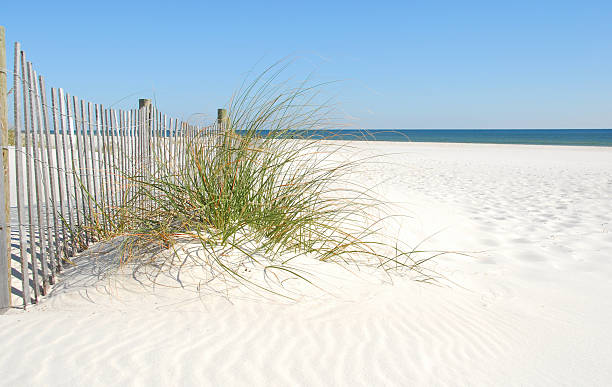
[260,129,612,146]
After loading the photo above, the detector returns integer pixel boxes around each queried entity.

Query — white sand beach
[1,141,611,386]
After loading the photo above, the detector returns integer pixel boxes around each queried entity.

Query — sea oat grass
[71,64,440,296]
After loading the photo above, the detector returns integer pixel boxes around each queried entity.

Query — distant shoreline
[244,129,612,147]
[12,128,612,147]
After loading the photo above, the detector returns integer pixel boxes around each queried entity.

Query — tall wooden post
[138,99,151,160]
[139,98,151,110]
[139,99,151,135]
[0,26,10,311]
[138,99,151,211]
[217,108,227,128]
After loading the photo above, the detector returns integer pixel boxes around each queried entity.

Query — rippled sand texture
[1,142,611,386]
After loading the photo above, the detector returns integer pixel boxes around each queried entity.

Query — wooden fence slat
[87,102,99,230]
[151,106,157,208]
[126,110,131,203]
[101,106,112,225]
[65,93,82,250]
[142,106,148,211]
[131,109,137,203]
[66,93,79,241]
[72,96,87,245]
[13,44,30,306]
[117,109,123,207]
[180,121,185,170]
[106,109,114,210]
[110,109,118,215]
[160,111,165,177]
[139,106,144,212]
[157,109,162,208]
[172,118,179,175]
[137,107,143,212]
[114,110,120,207]
[0,26,9,312]
[98,105,106,222]
[88,103,97,235]
[185,124,190,169]
[51,88,66,268]
[185,123,189,167]
[145,107,149,210]
[23,60,41,301]
[105,107,112,222]
[94,104,105,227]
[162,114,167,174]
[168,117,173,177]
[29,66,49,293]
[36,75,56,281]
[130,110,134,201]
[179,122,184,170]
[79,100,90,240]
[39,77,60,278]
[179,122,183,169]
[149,106,154,211]
[110,110,119,209]
[0,124,7,309]
[118,110,124,207]
[91,105,99,231]
[33,73,55,283]
[156,111,160,179]
[58,89,74,255]
[124,110,129,205]
[125,110,131,203]
[0,27,8,311]
[151,107,155,184]
[78,99,92,244]
[176,120,181,177]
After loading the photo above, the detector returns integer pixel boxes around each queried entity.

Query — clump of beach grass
[80,63,438,297]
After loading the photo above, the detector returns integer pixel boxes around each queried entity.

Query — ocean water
[259,129,612,146]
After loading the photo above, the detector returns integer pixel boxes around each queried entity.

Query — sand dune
[1,142,611,386]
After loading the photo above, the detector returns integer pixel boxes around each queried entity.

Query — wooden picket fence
[0,37,222,311]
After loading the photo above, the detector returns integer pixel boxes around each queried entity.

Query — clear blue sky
[4,0,612,128]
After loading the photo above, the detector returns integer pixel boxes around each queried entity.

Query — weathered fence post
[139,99,151,140]
[139,98,151,125]
[138,99,151,211]
[139,98,151,151]
[217,108,227,128]
[138,99,151,109]
[0,26,10,312]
